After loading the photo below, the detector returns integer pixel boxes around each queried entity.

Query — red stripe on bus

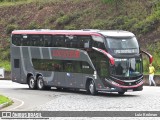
[141,50,153,64]
[92,47,115,65]
[114,81,143,89]
[101,49,115,65]
[12,31,102,36]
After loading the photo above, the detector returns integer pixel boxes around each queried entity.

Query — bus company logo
[52,50,80,58]
[2,112,11,118]
[1,112,43,119]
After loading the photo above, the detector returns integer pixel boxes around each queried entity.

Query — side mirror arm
[141,50,153,64]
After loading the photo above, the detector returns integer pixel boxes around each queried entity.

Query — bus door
[64,61,84,88]
[64,62,76,88]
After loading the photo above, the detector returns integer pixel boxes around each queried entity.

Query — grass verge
[0,95,13,108]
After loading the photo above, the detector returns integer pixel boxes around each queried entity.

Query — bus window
[32,59,63,72]
[99,61,109,78]
[14,59,20,68]
[21,35,28,46]
[65,35,78,48]
[92,35,105,49]
[88,50,109,78]
[30,35,43,46]
[12,35,22,46]
[77,36,92,48]
[73,61,82,73]
[92,40,105,50]
[82,61,94,74]
[44,35,52,47]
[53,35,65,47]
[64,61,74,72]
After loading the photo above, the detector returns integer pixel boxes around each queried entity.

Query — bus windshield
[106,37,139,54]
[110,58,142,77]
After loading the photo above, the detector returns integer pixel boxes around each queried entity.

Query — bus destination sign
[52,50,80,59]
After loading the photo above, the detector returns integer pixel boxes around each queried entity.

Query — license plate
[127,89,133,92]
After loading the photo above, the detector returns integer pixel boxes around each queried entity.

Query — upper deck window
[12,34,92,49]
[106,37,139,54]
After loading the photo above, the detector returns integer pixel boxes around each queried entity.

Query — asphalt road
[0,80,160,119]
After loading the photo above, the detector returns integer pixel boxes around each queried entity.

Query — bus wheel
[37,76,45,90]
[118,92,125,95]
[28,76,37,89]
[88,80,97,95]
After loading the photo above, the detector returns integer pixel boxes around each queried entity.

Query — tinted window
[32,59,63,72]
[29,35,43,46]
[12,34,93,49]
[12,35,22,46]
[64,61,74,72]
[92,41,105,49]
[65,35,78,48]
[32,59,94,74]
[81,61,94,74]
[110,58,142,77]
[92,35,105,49]
[77,36,92,48]
[53,35,65,47]
[44,35,52,47]
[88,50,109,78]
[14,59,20,68]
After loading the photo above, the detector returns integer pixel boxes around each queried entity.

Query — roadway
[0,80,160,119]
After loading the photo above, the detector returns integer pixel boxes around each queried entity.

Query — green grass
[0,0,28,7]
[0,0,63,7]
[0,95,13,106]
[0,60,11,71]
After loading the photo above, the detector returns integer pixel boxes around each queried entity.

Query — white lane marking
[8,97,24,111]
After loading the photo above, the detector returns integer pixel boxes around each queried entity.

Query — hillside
[0,0,160,72]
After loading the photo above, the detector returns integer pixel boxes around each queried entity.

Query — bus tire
[88,80,97,95]
[28,76,37,89]
[37,76,45,90]
[118,92,125,95]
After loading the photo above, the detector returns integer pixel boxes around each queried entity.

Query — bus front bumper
[96,80,143,93]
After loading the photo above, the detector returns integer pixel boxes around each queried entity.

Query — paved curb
[0,100,13,110]
[0,102,10,109]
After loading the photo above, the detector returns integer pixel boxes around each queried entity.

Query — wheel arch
[36,73,43,80]
[27,73,34,84]
[85,77,95,90]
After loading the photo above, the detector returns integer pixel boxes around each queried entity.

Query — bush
[132,9,160,34]
[27,22,41,29]
[64,25,76,30]
[0,60,11,71]
[6,24,18,34]
[56,15,71,25]
[90,19,107,29]
[56,12,81,26]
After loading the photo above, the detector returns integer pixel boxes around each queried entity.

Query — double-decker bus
[11,29,152,95]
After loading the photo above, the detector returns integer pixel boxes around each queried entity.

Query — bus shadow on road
[13,87,140,98]
[50,88,140,98]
